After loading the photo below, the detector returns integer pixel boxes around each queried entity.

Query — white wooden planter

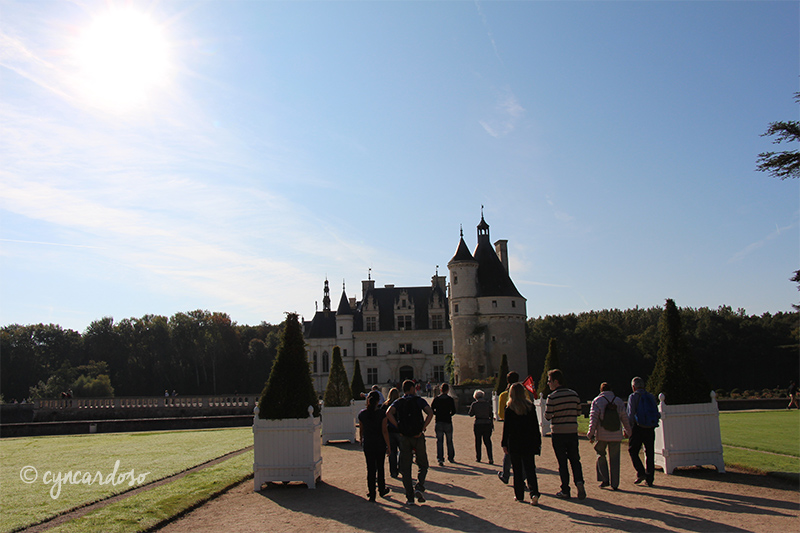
[321,402,359,444]
[654,391,725,475]
[534,398,551,436]
[252,405,322,490]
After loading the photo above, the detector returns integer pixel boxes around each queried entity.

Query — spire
[322,278,331,313]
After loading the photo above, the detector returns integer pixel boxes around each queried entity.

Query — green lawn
[0,427,252,533]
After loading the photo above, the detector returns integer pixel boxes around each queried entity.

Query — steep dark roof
[473,240,523,298]
[449,236,477,263]
[356,285,449,332]
[304,311,336,338]
[336,290,353,315]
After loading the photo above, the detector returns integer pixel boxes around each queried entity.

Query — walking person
[431,383,457,466]
[788,381,799,409]
[358,390,391,502]
[587,382,631,491]
[545,369,586,500]
[381,387,401,478]
[627,376,660,487]
[468,389,494,463]
[501,383,542,505]
[496,371,520,484]
[387,379,434,505]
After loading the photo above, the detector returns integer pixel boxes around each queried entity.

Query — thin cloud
[728,222,795,263]
[546,195,574,223]
[480,89,525,138]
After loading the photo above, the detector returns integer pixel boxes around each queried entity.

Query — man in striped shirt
[544,369,586,500]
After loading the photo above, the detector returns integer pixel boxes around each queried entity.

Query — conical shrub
[323,346,351,407]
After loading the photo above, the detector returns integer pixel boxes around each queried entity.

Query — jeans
[398,434,428,501]
[387,431,401,477]
[594,440,621,488]
[509,452,539,501]
[473,423,493,462]
[628,425,656,483]
[435,421,455,463]
[363,441,386,498]
[551,432,584,493]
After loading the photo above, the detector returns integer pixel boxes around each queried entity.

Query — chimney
[494,239,509,274]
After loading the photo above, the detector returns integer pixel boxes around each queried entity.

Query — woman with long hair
[501,382,542,505]
[359,390,391,501]
[381,387,401,478]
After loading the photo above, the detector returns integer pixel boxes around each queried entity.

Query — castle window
[366,343,378,357]
[432,365,445,382]
[322,351,329,373]
[431,314,444,329]
[453,274,458,285]
[432,340,444,355]
[366,316,377,331]
[492,300,497,308]
[454,304,459,314]
[478,365,485,375]
[343,349,347,357]
[492,336,496,342]
[339,326,343,334]
[313,352,318,373]
[367,367,378,384]
[399,343,412,354]
[511,300,516,308]
[401,299,407,308]
[398,315,412,330]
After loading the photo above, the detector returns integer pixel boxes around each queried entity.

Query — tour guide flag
[522,375,539,399]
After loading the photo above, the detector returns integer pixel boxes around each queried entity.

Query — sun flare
[73,8,171,111]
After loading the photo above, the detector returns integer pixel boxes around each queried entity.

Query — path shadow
[668,466,800,492]
[257,482,519,533]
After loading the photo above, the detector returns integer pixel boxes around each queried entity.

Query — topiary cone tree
[647,298,711,404]
[351,358,366,401]
[495,353,509,394]
[324,346,351,407]
[258,313,320,419]
[538,337,561,398]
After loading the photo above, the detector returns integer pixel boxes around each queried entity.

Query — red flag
[522,375,539,399]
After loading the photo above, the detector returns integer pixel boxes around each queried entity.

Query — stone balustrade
[34,394,260,411]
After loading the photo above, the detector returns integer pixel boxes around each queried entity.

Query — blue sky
[1,0,798,333]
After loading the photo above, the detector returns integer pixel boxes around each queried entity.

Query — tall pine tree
[324,346,351,407]
[648,299,710,404]
[258,313,320,419]
[351,358,366,401]
[495,353,509,394]
[538,338,561,398]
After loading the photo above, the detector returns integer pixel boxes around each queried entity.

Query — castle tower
[448,214,528,383]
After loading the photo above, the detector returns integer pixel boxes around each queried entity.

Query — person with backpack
[587,382,631,491]
[627,376,661,487]
[386,379,434,505]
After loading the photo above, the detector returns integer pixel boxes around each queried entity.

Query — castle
[303,213,527,393]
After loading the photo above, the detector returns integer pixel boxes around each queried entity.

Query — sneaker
[576,482,586,500]
[633,476,645,485]
[415,489,426,503]
[497,472,509,484]
[646,480,654,487]
[379,487,390,497]
[438,461,444,467]
[555,491,571,499]
[404,500,416,506]
[531,493,540,506]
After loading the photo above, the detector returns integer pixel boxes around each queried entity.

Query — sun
[73,7,171,111]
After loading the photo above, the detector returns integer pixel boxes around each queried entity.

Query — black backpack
[601,395,621,431]
[396,396,424,437]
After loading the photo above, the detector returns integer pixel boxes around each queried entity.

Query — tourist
[627,376,660,487]
[358,390,391,502]
[468,389,494,463]
[381,387,401,478]
[370,384,385,404]
[545,369,586,500]
[501,382,542,505]
[497,371,520,485]
[788,381,798,409]
[587,382,631,491]
[431,383,457,466]
[386,379,434,505]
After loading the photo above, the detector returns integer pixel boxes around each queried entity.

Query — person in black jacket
[501,382,542,505]
[431,383,457,466]
[358,390,391,502]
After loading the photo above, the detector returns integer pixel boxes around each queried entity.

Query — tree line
[525,305,798,401]
[0,311,282,401]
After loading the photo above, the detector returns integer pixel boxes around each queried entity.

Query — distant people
[431,383,457,466]
[545,369,586,500]
[386,379,434,505]
[358,390,391,502]
[165,390,170,398]
[371,385,385,404]
[497,371,520,485]
[381,388,402,478]
[426,381,432,398]
[788,381,799,409]
[627,376,661,487]
[468,389,494,464]
[501,383,542,505]
[587,382,631,491]
[171,390,178,397]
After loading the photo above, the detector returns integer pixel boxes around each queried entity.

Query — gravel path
[157,414,799,533]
